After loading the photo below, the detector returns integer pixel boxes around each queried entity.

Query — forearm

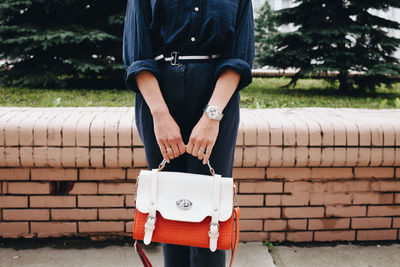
[135,70,170,118]
[207,69,241,112]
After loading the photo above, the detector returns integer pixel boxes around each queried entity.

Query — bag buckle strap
[170,51,182,66]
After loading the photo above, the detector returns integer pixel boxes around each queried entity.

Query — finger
[171,142,180,158]
[178,139,186,155]
[197,143,207,161]
[192,140,200,157]
[166,145,175,160]
[186,139,194,154]
[159,141,170,163]
[203,143,213,165]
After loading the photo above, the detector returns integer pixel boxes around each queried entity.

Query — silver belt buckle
[170,51,182,66]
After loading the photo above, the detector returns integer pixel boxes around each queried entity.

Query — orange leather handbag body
[132,157,240,267]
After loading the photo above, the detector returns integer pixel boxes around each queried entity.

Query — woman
[123,0,254,266]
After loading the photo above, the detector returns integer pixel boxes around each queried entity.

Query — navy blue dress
[122,0,254,266]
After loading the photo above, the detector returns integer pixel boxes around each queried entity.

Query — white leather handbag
[132,157,240,267]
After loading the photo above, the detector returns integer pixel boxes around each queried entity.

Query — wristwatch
[203,104,224,121]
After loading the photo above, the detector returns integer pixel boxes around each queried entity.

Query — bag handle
[133,207,240,267]
[157,154,216,176]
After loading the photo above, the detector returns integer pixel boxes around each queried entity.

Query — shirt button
[194,7,199,11]
[190,37,196,42]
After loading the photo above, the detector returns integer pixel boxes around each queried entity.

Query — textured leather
[136,169,233,222]
[133,209,234,250]
[133,207,241,267]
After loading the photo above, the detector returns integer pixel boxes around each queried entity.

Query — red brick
[357,229,397,241]
[98,182,135,195]
[0,168,29,180]
[7,182,50,194]
[353,192,393,204]
[79,221,124,232]
[133,148,147,167]
[31,168,77,180]
[371,181,400,192]
[127,168,142,180]
[269,232,285,242]
[283,207,324,218]
[265,195,281,206]
[368,205,400,216]
[79,168,126,180]
[51,209,97,220]
[239,220,263,231]
[240,182,283,193]
[68,182,97,195]
[308,218,350,230]
[311,168,353,179]
[352,217,391,229]
[3,209,49,221]
[314,230,355,241]
[125,221,134,233]
[1,182,7,194]
[239,232,269,242]
[284,181,312,194]
[30,196,76,208]
[355,167,395,179]
[78,195,124,207]
[0,196,28,208]
[241,207,280,219]
[287,219,307,230]
[264,219,287,231]
[286,231,313,242]
[237,194,264,206]
[266,168,311,180]
[232,168,265,179]
[0,222,29,237]
[393,217,400,228]
[31,222,77,237]
[99,208,134,220]
[125,195,136,207]
[326,205,367,217]
[310,193,352,205]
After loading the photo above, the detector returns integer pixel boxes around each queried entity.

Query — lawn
[1,77,400,108]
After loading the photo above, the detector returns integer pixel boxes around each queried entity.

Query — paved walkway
[1,239,400,267]
[0,241,274,267]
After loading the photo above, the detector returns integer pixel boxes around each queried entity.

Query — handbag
[132,156,240,267]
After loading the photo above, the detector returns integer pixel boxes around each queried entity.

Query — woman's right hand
[152,111,186,163]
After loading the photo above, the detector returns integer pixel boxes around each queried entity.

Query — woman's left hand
[186,112,220,165]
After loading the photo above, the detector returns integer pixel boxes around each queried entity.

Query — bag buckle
[170,51,182,66]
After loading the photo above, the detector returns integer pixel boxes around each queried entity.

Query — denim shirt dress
[123,1,254,265]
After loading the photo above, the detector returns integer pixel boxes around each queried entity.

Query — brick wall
[1,107,400,242]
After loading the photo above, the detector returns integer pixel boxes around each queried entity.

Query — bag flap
[136,169,233,222]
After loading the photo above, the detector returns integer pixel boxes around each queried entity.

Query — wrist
[202,111,220,123]
[151,106,170,120]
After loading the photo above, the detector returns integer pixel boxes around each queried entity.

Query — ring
[198,147,205,154]
[166,147,172,152]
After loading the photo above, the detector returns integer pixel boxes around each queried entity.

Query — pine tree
[258,0,400,93]
[254,0,278,69]
[0,0,126,89]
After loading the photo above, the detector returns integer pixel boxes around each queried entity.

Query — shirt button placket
[190,1,201,46]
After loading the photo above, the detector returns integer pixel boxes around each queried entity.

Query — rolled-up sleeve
[214,0,255,92]
[122,0,160,93]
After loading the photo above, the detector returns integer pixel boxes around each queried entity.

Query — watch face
[208,106,219,119]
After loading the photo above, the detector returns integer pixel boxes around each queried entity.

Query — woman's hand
[153,110,186,163]
[186,112,220,165]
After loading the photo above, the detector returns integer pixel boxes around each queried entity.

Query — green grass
[1,77,400,108]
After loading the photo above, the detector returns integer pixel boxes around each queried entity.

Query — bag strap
[133,207,240,267]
